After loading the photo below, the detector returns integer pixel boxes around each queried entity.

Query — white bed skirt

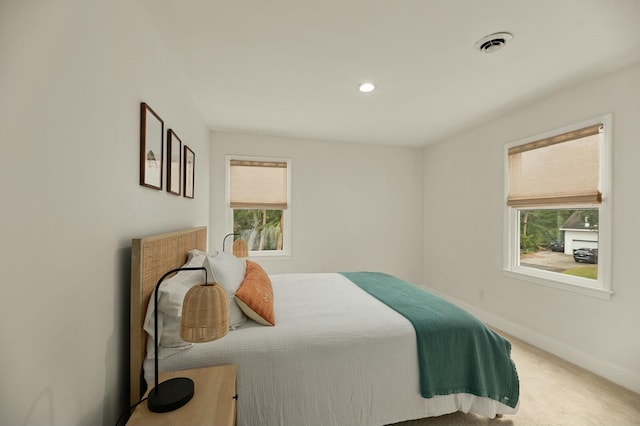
[145,273,517,425]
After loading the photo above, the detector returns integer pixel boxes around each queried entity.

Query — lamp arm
[153,266,207,394]
[222,233,239,252]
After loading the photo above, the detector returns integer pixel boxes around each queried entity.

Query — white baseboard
[425,287,640,395]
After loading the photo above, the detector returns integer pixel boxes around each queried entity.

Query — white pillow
[186,249,209,267]
[144,311,193,360]
[160,313,189,348]
[205,252,247,329]
[157,268,207,316]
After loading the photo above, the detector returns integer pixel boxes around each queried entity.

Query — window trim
[225,155,292,258]
[503,114,613,300]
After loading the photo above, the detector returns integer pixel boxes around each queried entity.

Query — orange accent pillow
[235,260,275,326]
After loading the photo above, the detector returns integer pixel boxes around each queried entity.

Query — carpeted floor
[389,332,640,425]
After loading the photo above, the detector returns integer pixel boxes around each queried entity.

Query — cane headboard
[129,226,207,405]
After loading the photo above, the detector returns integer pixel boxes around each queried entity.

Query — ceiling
[142,0,640,147]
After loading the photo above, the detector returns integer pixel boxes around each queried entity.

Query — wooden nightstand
[127,364,237,426]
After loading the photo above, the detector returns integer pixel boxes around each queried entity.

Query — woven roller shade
[507,124,602,207]
[230,160,288,209]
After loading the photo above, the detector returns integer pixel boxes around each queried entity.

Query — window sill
[247,252,292,261]
[503,269,613,300]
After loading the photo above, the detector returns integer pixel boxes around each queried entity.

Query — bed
[130,227,519,425]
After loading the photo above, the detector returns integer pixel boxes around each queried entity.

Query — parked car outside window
[550,240,565,252]
[573,248,598,264]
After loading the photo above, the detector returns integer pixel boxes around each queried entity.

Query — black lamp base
[147,377,195,413]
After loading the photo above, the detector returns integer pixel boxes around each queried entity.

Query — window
[504,115,612,299]
[226,156,291,256]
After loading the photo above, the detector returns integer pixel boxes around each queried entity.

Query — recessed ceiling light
[358,82,376,93]
[474,32,513,53]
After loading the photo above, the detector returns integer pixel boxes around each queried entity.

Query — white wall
[0,2,209,425]
[423,62,640,393]
[210,133,424,284]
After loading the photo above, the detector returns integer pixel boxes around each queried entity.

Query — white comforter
[144,273,517,426]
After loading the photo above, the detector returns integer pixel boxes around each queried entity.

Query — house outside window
[503,115,612,299]
[226,156,291,257]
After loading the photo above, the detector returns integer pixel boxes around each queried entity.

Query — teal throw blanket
[340,272,519,408]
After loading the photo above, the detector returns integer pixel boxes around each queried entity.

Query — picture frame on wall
[140,103,164,190]
[183,145,195,199]
[166,129,182,195]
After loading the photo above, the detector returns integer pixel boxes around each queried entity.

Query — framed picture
[166,129,182,195]
[183,145,195,199]
[140,103,164,189]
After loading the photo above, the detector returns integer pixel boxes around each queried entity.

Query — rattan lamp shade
[181,283,230,343]
[233,239,249,258]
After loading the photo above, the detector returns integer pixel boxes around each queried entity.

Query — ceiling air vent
[474,32,513,53]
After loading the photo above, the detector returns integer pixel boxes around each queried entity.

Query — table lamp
[222,232,248,257]
[147,266,230,413]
